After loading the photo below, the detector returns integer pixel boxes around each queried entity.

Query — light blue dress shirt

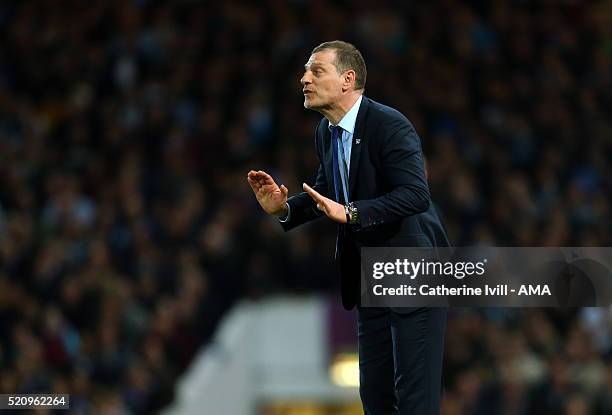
[328,94,363,203]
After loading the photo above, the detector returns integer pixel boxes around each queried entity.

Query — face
[300,49,345,110]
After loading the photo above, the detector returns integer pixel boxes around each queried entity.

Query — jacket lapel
[320,120,334,198]
[348,96,369,199]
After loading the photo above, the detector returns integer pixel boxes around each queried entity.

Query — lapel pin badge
[355,138,361,144]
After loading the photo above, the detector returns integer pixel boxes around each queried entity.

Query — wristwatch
[344,202,359,225]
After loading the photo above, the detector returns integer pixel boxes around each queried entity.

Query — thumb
[280,184,288,198]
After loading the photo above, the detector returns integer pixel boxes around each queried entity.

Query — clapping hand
[247,170,289,217]
[302,183,347,224]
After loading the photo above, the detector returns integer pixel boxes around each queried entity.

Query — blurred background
[1,0,611,414]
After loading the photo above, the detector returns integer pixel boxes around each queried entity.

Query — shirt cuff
[278,202,291,223]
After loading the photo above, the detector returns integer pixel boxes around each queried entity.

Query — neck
[320,91,362,125]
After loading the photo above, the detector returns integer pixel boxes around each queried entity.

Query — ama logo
[518,285,551,296]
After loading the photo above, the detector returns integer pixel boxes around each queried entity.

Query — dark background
[0,1,611,414]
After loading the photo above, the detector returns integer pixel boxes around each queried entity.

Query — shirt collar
[328,94,363,134]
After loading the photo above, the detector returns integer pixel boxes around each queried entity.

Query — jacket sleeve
[280,120,329,232]
[352,120,430,230]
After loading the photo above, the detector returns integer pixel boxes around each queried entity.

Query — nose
[301,72,311,86]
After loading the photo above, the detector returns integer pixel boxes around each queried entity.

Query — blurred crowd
[444,308,612,415]
[0,0,611,414]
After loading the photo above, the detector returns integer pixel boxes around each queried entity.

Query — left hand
[303,183,347,224]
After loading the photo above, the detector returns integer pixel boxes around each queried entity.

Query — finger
[248,170,264,183]
[247,176,261,188]
[303,183,323,203]
[249,170,268,184]
[280,184,288,198]
[303,182,315,194]
[249,171,265,183]
[302,183,320,203]
[258,170,276,185]
[304,186,330,215]
[247,178,262,194]
[316,199,330,214]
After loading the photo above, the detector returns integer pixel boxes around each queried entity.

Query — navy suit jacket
[281,96,450,310]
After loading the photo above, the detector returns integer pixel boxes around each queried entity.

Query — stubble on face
[301,50,342,111]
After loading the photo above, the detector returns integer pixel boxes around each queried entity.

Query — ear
[343,69,356,91]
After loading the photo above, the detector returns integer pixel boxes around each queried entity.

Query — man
[247,40,448,414]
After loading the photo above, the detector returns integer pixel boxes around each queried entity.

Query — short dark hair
[312,40,367,90]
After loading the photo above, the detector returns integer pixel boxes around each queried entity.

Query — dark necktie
[331,126,345,204]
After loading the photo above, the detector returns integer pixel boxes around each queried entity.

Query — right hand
[247,170,289,217]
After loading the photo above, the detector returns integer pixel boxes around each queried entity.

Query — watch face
[348,204,359,224]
